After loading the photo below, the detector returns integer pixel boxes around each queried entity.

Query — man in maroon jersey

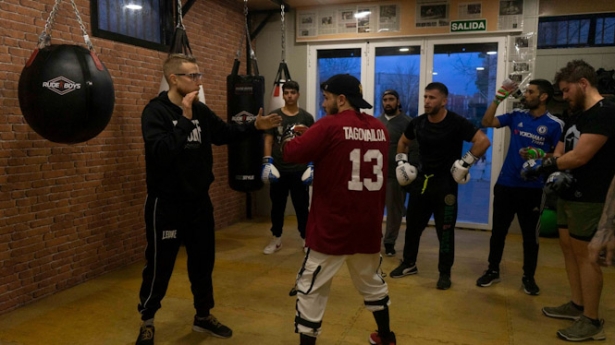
[282,74,396,345]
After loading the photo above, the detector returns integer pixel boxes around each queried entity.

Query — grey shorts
[556,199,604,241]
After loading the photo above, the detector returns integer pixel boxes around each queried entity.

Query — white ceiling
[243,0,383,11]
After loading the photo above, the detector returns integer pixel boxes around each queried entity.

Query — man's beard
[384,106,397,115]
[425,105,440,116]
[522,98,539,110]
[568,91,584,113]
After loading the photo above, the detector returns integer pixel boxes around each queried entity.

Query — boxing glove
[301,162,314,186]
[545,171,576,197]
[451,151,478,184]
[519,146,546,160]
[395,153,417,186]
[261,156,280,184]
[520,156,558,181]
[493,78,518,105]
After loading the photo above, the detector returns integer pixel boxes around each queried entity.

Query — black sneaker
[384,244,396,257]
[193,315,233,338]
[522,276,540,295]
[476,270,500,287]
[437,274,451,290]
[135,325,154,345]
[389,261,417,278]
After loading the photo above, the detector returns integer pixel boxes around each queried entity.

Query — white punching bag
[268,78,285,112]
[159,75,206,103]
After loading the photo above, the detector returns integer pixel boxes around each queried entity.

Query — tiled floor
[0,216,613,345]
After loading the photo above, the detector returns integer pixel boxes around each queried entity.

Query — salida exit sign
[451,19,487,32]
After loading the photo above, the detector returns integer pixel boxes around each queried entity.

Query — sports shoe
[389,261,417,278]
[384,244,396,257]
[369,331,397,345]
[476,270,500,287]
[193,315,233,338]
[522,276,540,295]
[542,301,583,320]
[437,273,452,290]
[557,315,606,342]
[135,324,154,345]
[263,236,282,254]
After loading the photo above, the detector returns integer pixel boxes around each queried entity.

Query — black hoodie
[141,91,257,201]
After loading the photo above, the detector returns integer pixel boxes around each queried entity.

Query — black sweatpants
[402,173,458,275]
[269,171,309,239]
[487,184,543,277]
[138,195,215,321]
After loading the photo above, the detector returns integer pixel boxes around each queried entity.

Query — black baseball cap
[383,89,399,100]
[320,74,373,109]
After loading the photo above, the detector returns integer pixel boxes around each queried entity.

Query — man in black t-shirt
[533,60,615,342]
[390,82,490,290]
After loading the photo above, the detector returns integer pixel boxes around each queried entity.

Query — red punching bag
[17,0,114,144]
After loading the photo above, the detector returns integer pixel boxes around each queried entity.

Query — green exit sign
[451,19,487,32]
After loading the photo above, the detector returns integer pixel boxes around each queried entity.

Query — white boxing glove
[395,153,417,186]
[301,162,314,186]
[261,156,280,184]
[451,151,478,184]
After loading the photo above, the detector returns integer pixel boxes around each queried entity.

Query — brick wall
[0,0,250,314]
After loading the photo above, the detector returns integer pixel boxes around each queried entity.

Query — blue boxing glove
[301,162,314,186]
[261,156,280,184]
[521,157,558,181]
[545,171,576,197]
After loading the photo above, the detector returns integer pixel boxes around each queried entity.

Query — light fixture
[432,72,438,75]
[354,11,371,19]
[476,67,485,70]
[125,4,143,10]
[486,51,497,55]
[399,47,410,52]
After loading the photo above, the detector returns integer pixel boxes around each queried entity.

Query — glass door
[307,44,365,119]
[427,37,506,229]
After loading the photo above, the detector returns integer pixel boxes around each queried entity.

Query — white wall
[535,47,615,82]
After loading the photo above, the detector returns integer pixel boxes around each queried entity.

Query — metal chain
[176,0,185,29]
[280,4,285,62]
[243,0,255,60]
[69,0,94,50]
[38,0,94,50]
[38,0,62,48]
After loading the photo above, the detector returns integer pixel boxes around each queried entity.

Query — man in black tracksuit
[390,82,490,290]
[135,54,281,345]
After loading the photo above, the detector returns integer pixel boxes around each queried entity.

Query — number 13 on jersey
[348,148,384,191]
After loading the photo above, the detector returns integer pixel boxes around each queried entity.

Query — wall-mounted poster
[458,2,482,19]
[379,4,400,32]
[298,12,317,37]
[498,0,523,30]
[416,0,450,28]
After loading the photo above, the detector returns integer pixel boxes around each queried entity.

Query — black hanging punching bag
[227,60,265,192]
[18,45,115,144]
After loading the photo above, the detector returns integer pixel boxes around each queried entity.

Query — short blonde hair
[163,54,197,83]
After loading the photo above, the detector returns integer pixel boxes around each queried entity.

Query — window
[91,0,174,51]
[538,13,615,49]
[374,46,421,118]
[315,48,362,119]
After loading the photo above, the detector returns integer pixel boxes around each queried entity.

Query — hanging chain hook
[243,0,255,60]
[39,0,62,48]
[176,0,185,29]
[280,4,285,62]
[69,0,94,51]
[38,0,94,51]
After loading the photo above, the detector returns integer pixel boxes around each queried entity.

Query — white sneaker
[263,236,282,254]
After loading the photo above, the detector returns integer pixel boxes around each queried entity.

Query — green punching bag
[539,209,558,238]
